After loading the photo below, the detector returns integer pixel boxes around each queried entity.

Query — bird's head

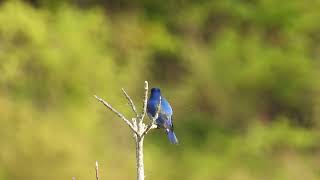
[150,88,161,97]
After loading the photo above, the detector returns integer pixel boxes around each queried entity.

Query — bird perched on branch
[147,88,178,144]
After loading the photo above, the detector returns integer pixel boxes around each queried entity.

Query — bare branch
[121,88,139,118]
[142,96,161,137]
[94,95,137,134]
[94,81,154,180]
[132,118,138,139]
[142,124,158,136]
[95,161,100,180]
[140,81,149,122]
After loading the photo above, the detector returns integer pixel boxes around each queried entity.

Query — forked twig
[121,88,139,118]
[94,81,160,180]
[94,95,138,135]
[140,81,149,122]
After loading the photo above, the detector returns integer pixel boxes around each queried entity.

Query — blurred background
[1,0,320,179]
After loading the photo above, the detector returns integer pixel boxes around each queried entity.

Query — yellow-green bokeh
[1,1,320,179]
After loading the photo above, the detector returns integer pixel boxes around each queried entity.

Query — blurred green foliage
[1,0,320,179]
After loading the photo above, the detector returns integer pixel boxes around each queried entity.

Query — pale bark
[94,81,161,180]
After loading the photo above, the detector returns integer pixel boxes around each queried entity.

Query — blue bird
[147,88,178,144]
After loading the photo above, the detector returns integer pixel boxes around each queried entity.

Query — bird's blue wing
[147,96,174,130]
[160,97,173,116]
[158,97,173,129]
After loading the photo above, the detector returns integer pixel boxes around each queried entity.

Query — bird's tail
[167,130,178,144]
